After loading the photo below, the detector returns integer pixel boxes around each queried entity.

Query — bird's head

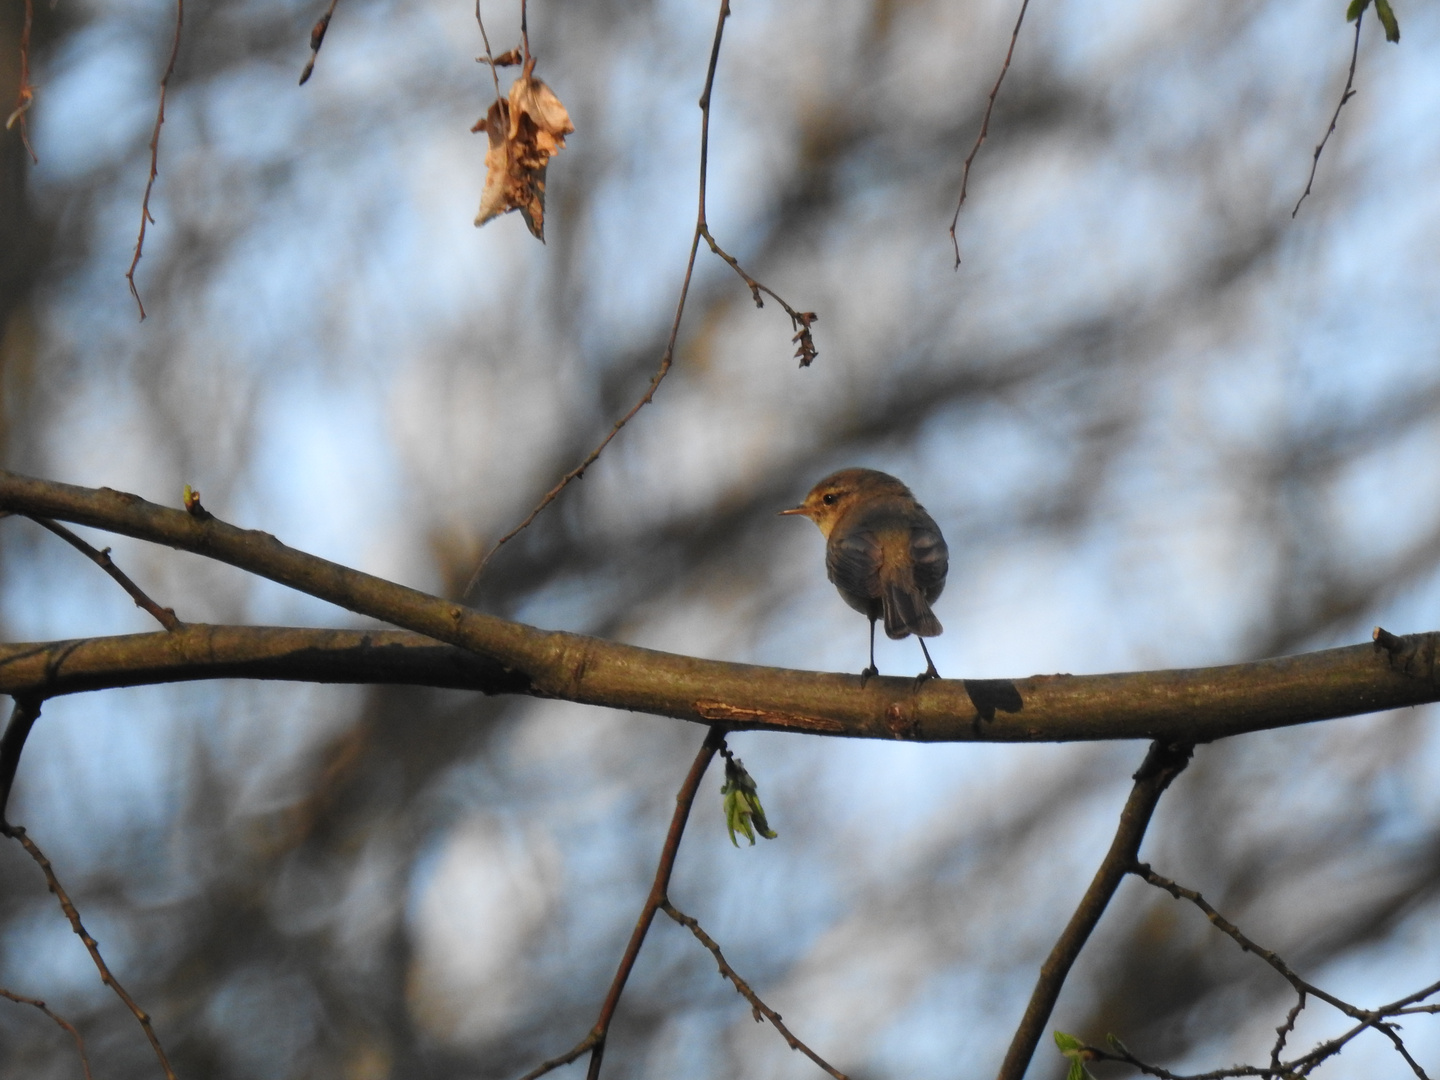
[779,468,913,539]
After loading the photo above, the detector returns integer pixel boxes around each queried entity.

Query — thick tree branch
[0,696,42,823]
[0,473,1437,744]
[0,626,527,698]
[0,624,1435,744]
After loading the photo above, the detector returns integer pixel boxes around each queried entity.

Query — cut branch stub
[473,59,574,240]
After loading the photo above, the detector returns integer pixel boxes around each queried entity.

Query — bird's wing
[826,527,883,609]
[910,522,949,601]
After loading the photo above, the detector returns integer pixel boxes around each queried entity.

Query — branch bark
[995,741,1193,1080]
[0,472,1437,744]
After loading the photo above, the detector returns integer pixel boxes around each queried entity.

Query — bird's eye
[821,493,839,505]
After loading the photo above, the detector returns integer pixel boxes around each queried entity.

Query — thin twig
[1293,12,1363,218]
[661,900,848,1079]
[475,0,503,101]
[516,727,724,1080]
[463,0,736,596]
[1382,1028,1432,1080]
[949,0,1031,267]
[1270,992,1306,1073]
[1288,1013,1424,1077]
[297,0,343,86]
[1135,865,1357,1012]
[1081,1045,1268,1080]
[0,986,93,1080]
[1106,867,1440,1080]
[126,0,185,320]
[519,0,529,67]
[2,825,179,1080]
[687,0,814,364]
[26,516,181,630]
[994,740,1193,1080]
[4,0,37,163]
[514,1033,599,1080]
[698,227,817,367]
[1088,1002,1431,1080]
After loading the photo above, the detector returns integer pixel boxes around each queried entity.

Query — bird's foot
[859,664,879,689]
[912,662,940,689]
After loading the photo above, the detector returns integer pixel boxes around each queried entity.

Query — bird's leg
[914,638,940,686]
[860,617,880,687]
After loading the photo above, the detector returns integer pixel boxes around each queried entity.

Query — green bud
[720,754,778,847]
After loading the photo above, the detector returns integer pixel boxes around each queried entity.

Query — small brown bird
[781,468,949,684]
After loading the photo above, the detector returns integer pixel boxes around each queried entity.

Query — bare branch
[519,727,723,1080]
[2,474,1440,744]
[1136,864,1355,1013]
[466,0,817,590]
[1270,992,1306,1073]
[126,0,185,319]
[0,625,527,698]
[4,0,37,162]
[474,0,503,101]
[2,825,178,1080]
[1088,866,1440,1079]
[0,986,92,1080]
[699,227,818,367]
[0,696,41,825]
[662,900,849,1079]
[297,0,343,85]
[949,0,1031,266]
[995,740,1193,1080]
[23,516,181,630]
[1293,12,1363,217]
[519,0,529,66]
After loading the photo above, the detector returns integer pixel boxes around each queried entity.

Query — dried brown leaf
[474,62,575,241]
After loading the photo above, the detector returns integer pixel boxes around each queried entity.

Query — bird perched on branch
[781,468,949,685]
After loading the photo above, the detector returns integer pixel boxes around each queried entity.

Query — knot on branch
[1132,740,1194,783]
[1373,627,1440,687]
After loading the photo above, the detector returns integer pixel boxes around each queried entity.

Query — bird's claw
[859,665,879,689]
[912,663,940,689]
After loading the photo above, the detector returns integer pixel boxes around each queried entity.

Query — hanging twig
[297,0,344,85]
[463,0,736,596]
[1293,12,1364,217]
[126,0,186,319]
[4,0,37,163]
[699,227,818,367]
[948,0,1031,267]
[475,0,504,102]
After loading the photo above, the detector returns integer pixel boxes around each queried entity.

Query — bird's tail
[881,582,942,639]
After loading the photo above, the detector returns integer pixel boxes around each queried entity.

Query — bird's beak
[778,505,809,517]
